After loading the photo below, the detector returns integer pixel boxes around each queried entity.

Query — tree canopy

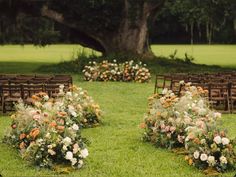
[0,0,235,57]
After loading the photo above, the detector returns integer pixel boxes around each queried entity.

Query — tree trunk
[40,1,164,58]
[101,15,152,57]
[99,1,160,58]
[234,19,236,39]
[190,21,194,45]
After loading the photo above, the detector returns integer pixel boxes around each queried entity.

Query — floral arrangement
[141,82,236,173]
[3,85,102,169]
[185,128,236,172]
[82,60,151,83]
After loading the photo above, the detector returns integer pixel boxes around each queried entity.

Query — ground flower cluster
[83,60,151,83]
[3,85,102,169]
[141,82,236,173]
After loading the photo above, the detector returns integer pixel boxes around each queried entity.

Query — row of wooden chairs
[0,74,73,85]
[154,73,236,113]
[0,74,73,113]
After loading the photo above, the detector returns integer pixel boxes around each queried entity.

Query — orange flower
[31,95,40,100]
[19,142,26,149]
[193,138,200,144]
[49,121,57,127]
[58,119,65,125]
[57,125,65,131]
[57,111,67,117]
[38,92,47,96]
[19,133,26,140]
[140,122,146,129]
[220,131,225,137]
[29,128,40,139]
[188,158,193,165]
[44,119,49,123]
[156,111,161,116]
[184,155,189,161]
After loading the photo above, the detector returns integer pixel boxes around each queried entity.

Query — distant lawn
[0,44,235,67]
[0,44,99,63]
[0,44,235,74]
[152,45,236,67]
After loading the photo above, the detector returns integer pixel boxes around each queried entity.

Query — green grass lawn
[152,45,236,67]
[1,81,236,177]
[0,44,99,63]
[0,45,236,176]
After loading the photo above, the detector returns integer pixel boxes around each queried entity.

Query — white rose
[193,151,200,159]
[220,156,227,164]
[73,143,79,154]
[71,158,77,166]
[170,93,175,97]
[213,136,222,144]
[59,84,65,89]
[66,92,72,97]
[81,148,89,158]
[72,124,79,131]
[200,153,208,161]
[162,88,168,95]
[200,139,206,144]
[213,112,221,119]
[198,108,207,116]
[77,160,84,169]
[43,95,49,101]
[179,80,185,85]
[63,137,72,146]
[207,156,215,166]
[45,133,51,139]
[48,149,56,156]
[65,151,73,160]
[197,100,204,108]
[62,145,68,151]
[221,137,230,145]
[71,111,77,117]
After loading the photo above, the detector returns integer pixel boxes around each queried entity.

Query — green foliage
[154,0,236,43]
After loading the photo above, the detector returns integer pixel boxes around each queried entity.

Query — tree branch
[41,5,105,52]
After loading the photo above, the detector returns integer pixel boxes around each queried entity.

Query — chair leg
[3,101,6,114]
[232,100,234,113]
[227,100,230,113]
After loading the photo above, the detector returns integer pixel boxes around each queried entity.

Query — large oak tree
[0,0,165,57]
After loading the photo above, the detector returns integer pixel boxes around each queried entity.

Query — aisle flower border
[3,85,102,170]
[141,82,236,174]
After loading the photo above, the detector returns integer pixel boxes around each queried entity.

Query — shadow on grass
[148,57,236,74]
[0,62,55,74]
[36,56,236,74]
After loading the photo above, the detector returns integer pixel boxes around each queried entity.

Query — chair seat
[4,97,20,102]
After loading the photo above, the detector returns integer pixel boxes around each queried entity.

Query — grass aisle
[0,81,236,177]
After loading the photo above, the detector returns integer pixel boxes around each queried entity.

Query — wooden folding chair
[228,82,236,113]
[45,84,61,98]
[22,84,45,104]
[154,75,165,94]
[48,79,71,91]
[208,83,230,113]
[54,75,73,85]
[170,79,182,96]
[1,84,23,113]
